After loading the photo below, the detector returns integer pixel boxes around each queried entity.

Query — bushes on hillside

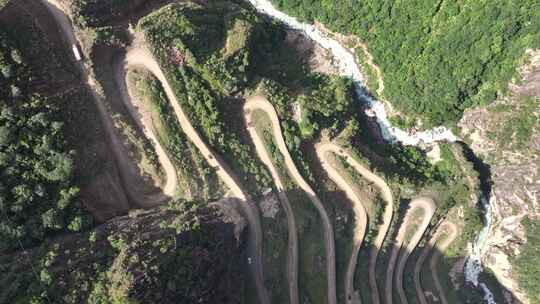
[270,0,540,127]
[0,31,90,251]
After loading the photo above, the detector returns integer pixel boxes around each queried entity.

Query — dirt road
[42,0,169,208]
[244,106,299,304]
[385,197,436,304]
[115,54,178,197]
[414,221,457,304]
[317,143,394,304]
[428,222,457,304]
[245,96,337,304]
[123,48,269,304]
[41,1,269,302]
[316,144,367,304]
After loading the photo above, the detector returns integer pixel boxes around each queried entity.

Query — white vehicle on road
[72,44,82,61]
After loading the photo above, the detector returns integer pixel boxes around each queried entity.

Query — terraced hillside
[0,0,522,303]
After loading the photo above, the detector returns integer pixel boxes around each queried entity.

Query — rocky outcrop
[459,49,540,304]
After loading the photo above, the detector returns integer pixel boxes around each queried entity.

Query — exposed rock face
[459,49,540,304]
[0,201,248,304]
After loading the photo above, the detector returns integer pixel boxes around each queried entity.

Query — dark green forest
[270,0,540,127]
[0,30,90,251]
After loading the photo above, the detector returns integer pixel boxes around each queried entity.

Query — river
[246,0,496,302]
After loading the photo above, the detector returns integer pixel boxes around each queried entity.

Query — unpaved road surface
[385,197,436,304]
[115,54,178,197]
[317,143,394,304]
[316,144,367,304]
[244,105,299,304]
[124,48,269,304]
[414,221,457,304]
[245,96,337,304]
[42,0,168,208]
[428,222,457,304]
[41,1,269,302]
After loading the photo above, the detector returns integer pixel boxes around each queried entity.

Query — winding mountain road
[245,96,337,304]
[317,143,394,304]
[430,222,457,304]
[244,105,299,304]
[414,221,457,304]
[385,197,436,304]
[122,48,270,304]
[41,0,169,208]
[40,1,270,302]
[115,54,178,197]
[316,144,367,304]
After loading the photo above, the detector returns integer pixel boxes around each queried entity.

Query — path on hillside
[317,143,394,304]
[316,145,367,304]
[385,197,436,304]
[40,1,269,302]
[245,96,337,304]
[122,48,269,304]
[41,0,169,208]
[428,222,457,304]
[115,54,178,197]
[244,106,299,304]
[414,221,457,304]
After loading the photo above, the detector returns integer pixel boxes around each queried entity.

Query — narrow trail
[123,48,269,304]
[315,144,367,304]
[429,222,458,304]
[317,143,394,304]
[245,96,337,304]
[41,0,168,208]
[414,221,457,304]
[385,197,436,304]
[115,54,178,197]
[244,105,299,304]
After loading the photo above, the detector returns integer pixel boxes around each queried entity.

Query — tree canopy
[271,0,540,127]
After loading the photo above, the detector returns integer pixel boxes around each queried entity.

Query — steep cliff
[459,49,540,304]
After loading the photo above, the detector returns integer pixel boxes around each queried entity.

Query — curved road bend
[429,222,457,304]
[41,0,170,208]
[123,48,270,304]
[245,96,337,304]
[414,221,457,304]
[40,1,270,303]
[244,104,299,304]
[316,145,368,304]
[317,143,394,304]
[385,197,436,304]
[115,54,178,197]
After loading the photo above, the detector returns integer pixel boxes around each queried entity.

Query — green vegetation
[514,217,540,303]
[489,96,539,149]
[130,70,224,200]
[288,189,327,304]
[139,2,273,194]
[1,200,246,304]
[271,0,540,127]
[0,29,91,250]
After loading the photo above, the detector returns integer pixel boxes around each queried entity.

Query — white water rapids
[247,0,458,146]
[246,0,496,302]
